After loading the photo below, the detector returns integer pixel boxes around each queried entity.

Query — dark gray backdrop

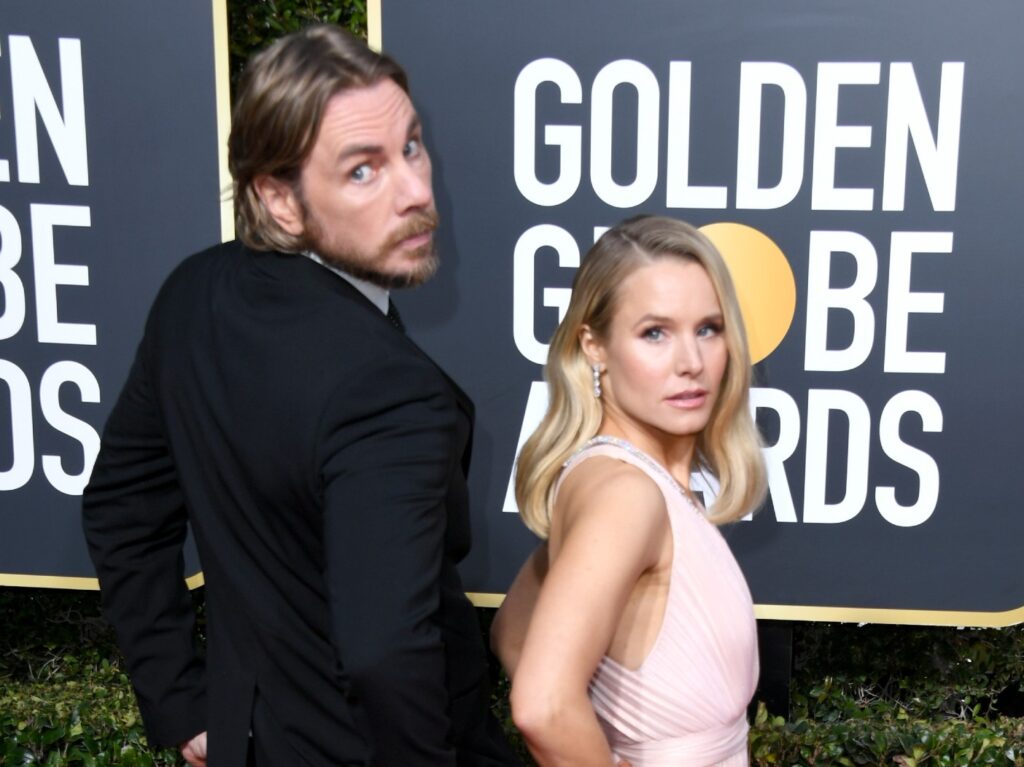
[0,1,221,584]
[381,0,1023,622]
[4,2,1021,624]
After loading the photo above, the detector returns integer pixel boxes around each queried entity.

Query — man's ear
[253,175,305,237]
[579,325,605,367]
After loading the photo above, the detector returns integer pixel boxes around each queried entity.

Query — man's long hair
[229,25,408,252]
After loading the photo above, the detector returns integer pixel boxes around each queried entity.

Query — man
[82,25,518,767]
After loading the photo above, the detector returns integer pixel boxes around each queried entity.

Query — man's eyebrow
[336,142,381,165]
[334,116,423,165]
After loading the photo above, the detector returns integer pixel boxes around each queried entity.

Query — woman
[492,216,767,766]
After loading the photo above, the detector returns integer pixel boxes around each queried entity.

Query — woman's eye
[697,322,723,338]
[642,326,664,341]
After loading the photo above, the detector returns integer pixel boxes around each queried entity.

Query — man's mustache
[387,209,439,249]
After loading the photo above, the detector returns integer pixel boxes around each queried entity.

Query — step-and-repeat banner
[379,0,1024,625]
[4,1,1021,626]
[0,1,228,587]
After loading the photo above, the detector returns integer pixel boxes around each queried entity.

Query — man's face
[264,79,439,288]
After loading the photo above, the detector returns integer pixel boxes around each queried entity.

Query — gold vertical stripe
[211,0,234,241]
[368,0,383,51]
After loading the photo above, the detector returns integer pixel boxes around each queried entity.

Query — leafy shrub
[750,703,1023,766]
[227,0,367,78]
[745,623,1024,766]
[3,589,1023,765]
[0,589,180,765]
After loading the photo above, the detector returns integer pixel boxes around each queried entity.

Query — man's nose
[395,157,433,212]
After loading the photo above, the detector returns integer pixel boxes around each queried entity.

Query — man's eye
[404,138,422,157]
[350,163,372,182]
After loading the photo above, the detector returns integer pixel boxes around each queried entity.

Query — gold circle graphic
[699,222,796,365]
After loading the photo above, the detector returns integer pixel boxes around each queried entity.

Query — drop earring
[592,364,602,399]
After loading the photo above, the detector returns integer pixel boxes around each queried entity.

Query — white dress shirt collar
[303,251,390,315]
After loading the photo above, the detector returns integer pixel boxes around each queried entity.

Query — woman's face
[585,258,729,451]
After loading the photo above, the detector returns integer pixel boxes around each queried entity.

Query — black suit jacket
[82,241,517,766]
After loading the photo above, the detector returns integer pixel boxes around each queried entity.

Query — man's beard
[303,208,440,290]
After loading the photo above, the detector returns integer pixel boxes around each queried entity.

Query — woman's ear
[253,175,305,237]
[579,325,605,368]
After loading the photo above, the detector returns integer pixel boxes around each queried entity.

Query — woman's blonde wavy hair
[515,215,767,538]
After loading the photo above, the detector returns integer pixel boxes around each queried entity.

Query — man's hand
[180,731,207,767]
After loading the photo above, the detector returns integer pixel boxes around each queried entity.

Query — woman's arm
[509,460,669,766]
[491,542,549,678]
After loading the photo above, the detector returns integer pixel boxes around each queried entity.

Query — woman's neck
[595,417,698,489]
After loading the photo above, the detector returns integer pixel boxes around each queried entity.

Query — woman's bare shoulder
[555,455,667,533]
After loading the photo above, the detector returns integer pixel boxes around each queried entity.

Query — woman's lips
[666,389,708,409]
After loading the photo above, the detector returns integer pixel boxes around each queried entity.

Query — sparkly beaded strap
[571,435,701,514]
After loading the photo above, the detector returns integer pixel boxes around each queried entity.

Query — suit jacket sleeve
[81,341,206,748]
[318,351,463,766]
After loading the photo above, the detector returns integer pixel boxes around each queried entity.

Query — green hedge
[751,622,1024,765]
[3,588,1022,765]
[0,589,175,766]
[227,0,367,78]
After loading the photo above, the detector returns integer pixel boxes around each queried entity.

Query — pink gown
[557,437,759,766]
